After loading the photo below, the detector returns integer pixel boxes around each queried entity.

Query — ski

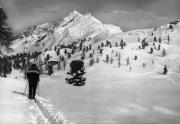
[12,91,27,97]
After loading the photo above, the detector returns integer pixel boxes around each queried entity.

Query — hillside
[8,11,180,75]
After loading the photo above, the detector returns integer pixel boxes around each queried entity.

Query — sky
[0,0,179,33]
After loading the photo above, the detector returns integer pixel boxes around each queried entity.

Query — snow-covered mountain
[10,10,180,54]
[10,10,123,54]
[9,10,180,73]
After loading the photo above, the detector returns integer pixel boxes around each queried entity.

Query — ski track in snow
[106,104,179,117]
[0,73,51,124]
[153,105,179,116]
[106,103,148,116]
[15,95,50,124]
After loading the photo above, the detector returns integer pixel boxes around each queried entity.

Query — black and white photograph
[0,0,180,124]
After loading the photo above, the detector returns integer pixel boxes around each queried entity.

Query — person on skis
[26,64,40,99]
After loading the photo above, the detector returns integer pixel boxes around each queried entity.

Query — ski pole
[23,81,28,94]
[37,81,40,96]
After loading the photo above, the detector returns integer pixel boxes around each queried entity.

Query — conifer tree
[89,58,94,66]
[110,57,113,64]
[167,35,170,44]
[96,56,99,63]
[106,54,109,63]
[0,8,13,46]
[118,52,121,67]
[150,47,154,54]
[57,48,60,55]
[159,37,162,43]
[154,36,157,42]
[162,48,166,57]
[65,60,86,86]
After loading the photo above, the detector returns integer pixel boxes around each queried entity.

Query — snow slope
[39,62,180,124]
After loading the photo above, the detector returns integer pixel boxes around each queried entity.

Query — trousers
[28,80,38,98]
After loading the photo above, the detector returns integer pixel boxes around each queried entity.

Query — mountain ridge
[10,10,123,54]
[8,10,180,56]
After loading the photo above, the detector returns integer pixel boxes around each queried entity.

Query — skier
[26,64,40,99]
[163,65,168,74]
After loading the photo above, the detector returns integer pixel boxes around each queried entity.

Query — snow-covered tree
[68,53,71,58]
[57,48,60,55]
[89,45,92,50]
[167,35,170,44]
[169,25,173,32]
[110,57,113,64]
[158,44,161,50]
[101,42,104,48]
[126,57,130,66]
[79,40,83,51]
[154,36,157,42]
[65,60,86,86]
[115,51,118,57]
[138,37,140,42]
[54,46,57,51]
[89,53,93,58]
[120,40,124,49]
[106,54,109,63]
[63,60,67,70]
[142,62,146,68]
[0,8,13,46]
[89,58,94,66]
[115,42,118,47]
[159,37,162,43]
[150,47,154,54]
[110,44,112,48]
[97,45,100,50]
[58,60,61,70]
[99,49,103,55]
[46,54,50,61]
[96,56,99,63]
[118,52,121,67]
[162,48,166,57]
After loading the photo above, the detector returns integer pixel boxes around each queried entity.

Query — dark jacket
[27,65,40,82]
